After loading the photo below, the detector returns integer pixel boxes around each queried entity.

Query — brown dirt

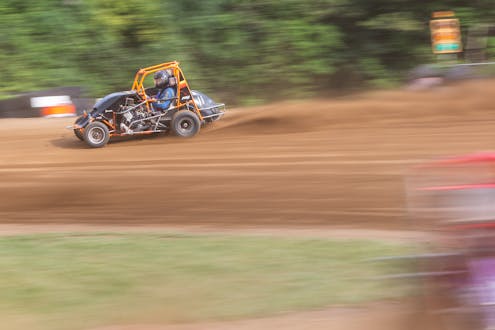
[1,80,495,230]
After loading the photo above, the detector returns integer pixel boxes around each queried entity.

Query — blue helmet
[153,70,170,88]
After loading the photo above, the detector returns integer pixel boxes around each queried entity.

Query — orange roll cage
[131,61,203,121]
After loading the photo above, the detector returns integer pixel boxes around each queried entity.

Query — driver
[151,70,176,112]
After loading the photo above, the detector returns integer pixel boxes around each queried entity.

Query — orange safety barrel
[30,95,76,118]
[40,104,76,118]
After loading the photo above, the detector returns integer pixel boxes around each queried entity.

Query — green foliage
[0,0,494,103]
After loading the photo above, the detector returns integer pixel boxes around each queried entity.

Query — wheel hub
[181,121,191,129]
[88,127,105,143]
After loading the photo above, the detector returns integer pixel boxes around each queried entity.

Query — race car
[70,61,225,148]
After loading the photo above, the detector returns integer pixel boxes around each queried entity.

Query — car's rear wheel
[74,128,84,141]
[84,121,110,148]
[171,110,201,138]
[210,109,223,122]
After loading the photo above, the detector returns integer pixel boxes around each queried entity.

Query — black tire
[210,109,223,122]
[171,110,201,138]
[83,121,110,148]
[74,128,84,141]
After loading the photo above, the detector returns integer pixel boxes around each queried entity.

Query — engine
[119,101,150,134]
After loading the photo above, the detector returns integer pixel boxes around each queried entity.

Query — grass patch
[0,233,411,329]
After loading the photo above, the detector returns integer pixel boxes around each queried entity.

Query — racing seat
[166,75,178,110]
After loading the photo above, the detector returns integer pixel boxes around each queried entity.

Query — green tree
[1,0,494,103]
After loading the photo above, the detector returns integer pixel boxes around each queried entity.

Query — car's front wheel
[171,110,201,138]
[74,128,84,141]
[84,121,110,148]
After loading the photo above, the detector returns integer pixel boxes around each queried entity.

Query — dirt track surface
[1,80,495,229]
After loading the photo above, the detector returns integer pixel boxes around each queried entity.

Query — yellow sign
[432,11,455,19]
[430,17,462,54]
